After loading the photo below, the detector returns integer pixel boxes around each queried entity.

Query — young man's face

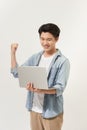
[40,32,58,53]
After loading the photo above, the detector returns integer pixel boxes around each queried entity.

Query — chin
[44,48,50,51]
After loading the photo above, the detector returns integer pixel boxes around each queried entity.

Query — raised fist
[11,43,18,54]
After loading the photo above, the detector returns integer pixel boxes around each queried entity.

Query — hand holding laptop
[26,82,56,94]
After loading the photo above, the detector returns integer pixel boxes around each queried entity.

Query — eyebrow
[40,37,52,39]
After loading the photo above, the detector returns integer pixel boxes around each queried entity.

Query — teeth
[44,46,49,47]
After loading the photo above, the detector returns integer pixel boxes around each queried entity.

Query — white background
[0,0,87,130]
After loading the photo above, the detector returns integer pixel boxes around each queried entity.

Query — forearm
[39,89,56,94]
[26,84,56,94]
[11,52,17,68]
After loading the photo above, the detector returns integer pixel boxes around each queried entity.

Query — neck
[43,49,57,57]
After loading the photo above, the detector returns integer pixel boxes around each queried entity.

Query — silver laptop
[18,66,50,89]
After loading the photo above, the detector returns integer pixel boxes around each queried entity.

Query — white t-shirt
[32,54,55,113]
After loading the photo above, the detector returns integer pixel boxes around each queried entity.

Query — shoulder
[26,51,43,64]
[29,51,43,60]
[54,50,70,68]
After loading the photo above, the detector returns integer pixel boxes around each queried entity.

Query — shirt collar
[39,48,61,57]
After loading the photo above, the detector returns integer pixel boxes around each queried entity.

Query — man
[11,23,70,130]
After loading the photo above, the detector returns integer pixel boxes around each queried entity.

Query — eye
[47,38,52,41]
[40,38,44,41]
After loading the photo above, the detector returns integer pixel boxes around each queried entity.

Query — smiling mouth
[43,45,50,48]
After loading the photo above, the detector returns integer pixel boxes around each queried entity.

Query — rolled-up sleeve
[10,55,34,78]
[54,59,70,97]
[11,63,19,78]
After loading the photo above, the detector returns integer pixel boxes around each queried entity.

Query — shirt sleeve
[11,63,19,78]
[10,57,32,78]
[53,59,70,97]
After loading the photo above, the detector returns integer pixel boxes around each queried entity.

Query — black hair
[38,23,60,38]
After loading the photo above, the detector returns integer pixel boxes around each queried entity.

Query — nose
[43,40,48,45]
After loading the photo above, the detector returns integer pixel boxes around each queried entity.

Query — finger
[27,83,34,91]
[26,82,31,89]
[31,83,35,89]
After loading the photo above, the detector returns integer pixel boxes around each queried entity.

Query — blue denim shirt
[11,49,70,118]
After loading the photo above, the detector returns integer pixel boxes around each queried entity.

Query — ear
[55,37,59,42]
